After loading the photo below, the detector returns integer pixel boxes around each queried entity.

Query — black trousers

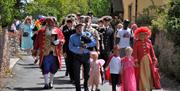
[65,52,75,81]
[99,50,111,68]
[111,74,120,91]
[73,53,90,91]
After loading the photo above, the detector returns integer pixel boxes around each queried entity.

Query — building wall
[122,0,167,22]
[122,0,135,21]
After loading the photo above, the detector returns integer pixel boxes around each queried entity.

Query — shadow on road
[54,87,76,89]
[53,77,72,85]
[13,87,44,90]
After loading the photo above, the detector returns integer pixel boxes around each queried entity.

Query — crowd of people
[9,12,161,91]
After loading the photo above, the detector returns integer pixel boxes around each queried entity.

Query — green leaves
[166,0,180,46]
[0,0,110,27]
[24,0,110,20]
[0,0,16,27]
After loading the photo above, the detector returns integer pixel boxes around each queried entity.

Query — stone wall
[0,27,21,77]
[8,32,21,58]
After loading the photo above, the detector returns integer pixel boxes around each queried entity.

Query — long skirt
[139,55,153,91]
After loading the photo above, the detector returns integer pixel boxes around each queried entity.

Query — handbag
[23,32,29,37]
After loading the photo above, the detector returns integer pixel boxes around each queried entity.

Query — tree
[91,0,110,17]
[24,0,90,20]
[24,0,110,20]
[0,0,16,27]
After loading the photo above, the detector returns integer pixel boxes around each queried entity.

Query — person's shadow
[13,87,44,90]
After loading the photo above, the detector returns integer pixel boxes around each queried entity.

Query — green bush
[151,0,180,82]
[166,0,180,47]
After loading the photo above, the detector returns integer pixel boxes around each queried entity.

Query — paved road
[3,56,114,91]
[2,56,178,91]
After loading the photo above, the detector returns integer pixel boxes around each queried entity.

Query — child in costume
[105,45,121,91]
[133,27,161,91]
[88,51,105,91]
[121,47,136,91]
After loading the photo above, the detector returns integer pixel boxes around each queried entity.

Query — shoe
[49,82,53,89]
[70,80,75,84]
[34,59,38,64]
[65,72,68,76]
[84,87,89,91]
[95,88,100,91]
[43,84,49,89]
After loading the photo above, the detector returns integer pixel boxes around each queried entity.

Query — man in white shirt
[116,19,131,57]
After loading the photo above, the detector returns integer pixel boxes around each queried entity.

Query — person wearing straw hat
[32,17,65,89]
[20,16,34,54]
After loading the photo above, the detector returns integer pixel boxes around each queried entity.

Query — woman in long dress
[20,16,34,54]
[133,27,161,91]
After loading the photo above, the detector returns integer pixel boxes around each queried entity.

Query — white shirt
[109,56,121,74]
[116,28,131,48]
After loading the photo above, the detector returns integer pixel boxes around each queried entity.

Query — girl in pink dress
[88,51,105,91]
[121,47,136,91]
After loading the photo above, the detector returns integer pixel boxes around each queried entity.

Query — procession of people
[10,12,161,91]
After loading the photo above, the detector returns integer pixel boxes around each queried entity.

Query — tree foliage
[0,0,110,27]
[24,0,110,20]
[166,0,180,47]
[0,0,16,27]
[91,0,110,17]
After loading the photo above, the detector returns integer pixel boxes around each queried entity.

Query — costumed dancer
[121,47,136,91]
[105,45,121,91]
[32,17,65,89]
[133,27,161,91]
[88,51,105,91]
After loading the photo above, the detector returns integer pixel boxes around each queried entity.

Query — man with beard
[32,17,65,89]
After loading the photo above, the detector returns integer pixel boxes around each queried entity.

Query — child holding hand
[121,47,136,91]
[105,45,121,91]
[88,51,105,91]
